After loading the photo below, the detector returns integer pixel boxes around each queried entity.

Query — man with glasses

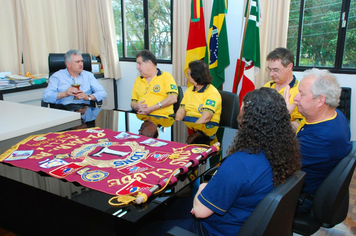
[131,50,178,117]
[263,47,303,126]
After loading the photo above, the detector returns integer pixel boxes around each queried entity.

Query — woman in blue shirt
[139,87,301,236]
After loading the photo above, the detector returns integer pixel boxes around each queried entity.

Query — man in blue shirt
[42,49,107,105]
[293,68,352,212]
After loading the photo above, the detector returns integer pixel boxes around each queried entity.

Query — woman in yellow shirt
[175,60,222,125]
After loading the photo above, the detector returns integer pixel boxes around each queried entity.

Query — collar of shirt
[193,84,208,93]
[65,69,83,81]
[269,75,297,88]
[140,68,162,79]
[296,110,337,134]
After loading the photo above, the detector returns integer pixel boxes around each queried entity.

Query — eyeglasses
[265,67,286,74]
[186,71,191,77]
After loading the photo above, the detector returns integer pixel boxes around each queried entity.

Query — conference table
[0,105,238,236]
[0,100,81,152]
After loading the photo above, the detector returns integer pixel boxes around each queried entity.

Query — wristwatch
[88,95,92,101]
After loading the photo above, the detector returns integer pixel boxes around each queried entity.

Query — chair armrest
[41,100,49,107]
[96,100,102,108]
[166,226,198,236]
[200,166,219,183]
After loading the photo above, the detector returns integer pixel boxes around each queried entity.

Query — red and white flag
[233,0,262,107]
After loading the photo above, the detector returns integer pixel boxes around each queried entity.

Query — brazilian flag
[204,0,230,90]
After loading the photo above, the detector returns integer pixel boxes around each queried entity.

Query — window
[112,0,172,62]
[287,0,356,73]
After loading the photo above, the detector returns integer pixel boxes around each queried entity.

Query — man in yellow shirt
[263,47,303,126]
[131,50,178,117]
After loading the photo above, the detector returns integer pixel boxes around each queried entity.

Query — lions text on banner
[204,0,230,90]
[185,0,207,87]
[0,128,218,205]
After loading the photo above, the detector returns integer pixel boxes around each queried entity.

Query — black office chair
[173,86,184,113]
[167,170,306,236]
[337,87,351,122]
[218,90,239,129]
[43,53,101,108]
[48,53,92,78]
[292,141,356,236]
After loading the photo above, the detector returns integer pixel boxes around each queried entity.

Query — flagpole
[234,0,251,94]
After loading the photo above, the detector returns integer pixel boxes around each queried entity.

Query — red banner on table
[0,128,214,196]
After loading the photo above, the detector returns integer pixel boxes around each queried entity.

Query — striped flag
[204,0,230,90]
[184,0,206,86]
[233,0,261,107]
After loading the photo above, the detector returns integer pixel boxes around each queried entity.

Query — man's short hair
[305,68,341,108]
[267,47,294,67]
[65,49,82,65]
[136,50,157,66]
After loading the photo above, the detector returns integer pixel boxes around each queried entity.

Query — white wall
[116,1,356,140]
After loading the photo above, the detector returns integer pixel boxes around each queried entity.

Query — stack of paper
[6,74,32,88]
[0,77,16,90]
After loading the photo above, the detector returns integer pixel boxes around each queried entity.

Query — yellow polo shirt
[180,84,222,124]
[136,114,175,128]
[131,69,178,117]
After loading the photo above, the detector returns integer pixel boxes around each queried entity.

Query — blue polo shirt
[297,109,352,194]
[198,151,273,235]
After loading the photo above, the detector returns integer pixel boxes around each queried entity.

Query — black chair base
[292,141,356,236]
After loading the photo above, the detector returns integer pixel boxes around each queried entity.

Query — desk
[0,83,48,100]
[0,101,81,151]
[0,107,237,236]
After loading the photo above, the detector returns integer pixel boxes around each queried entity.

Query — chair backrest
[46,53,100,108]
[337,87,351,122]
[48,53,92,78]
[218,90,239,129]
[237,170,306,236]
[312,141,356,227]
[174,86,184,113]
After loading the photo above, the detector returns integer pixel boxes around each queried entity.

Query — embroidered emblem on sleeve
[206,99,216,107]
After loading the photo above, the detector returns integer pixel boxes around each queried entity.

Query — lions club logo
[198,104,203,114]
[191,148,208,154]
[71,141,149,168]
[153,85,161,92]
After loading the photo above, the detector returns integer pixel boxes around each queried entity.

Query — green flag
[204,0,230,90]
[242,0,261,68]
